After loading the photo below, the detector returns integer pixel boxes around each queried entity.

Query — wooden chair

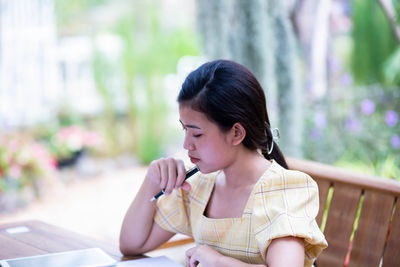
[159,158,400,267]
[288,157,400,267]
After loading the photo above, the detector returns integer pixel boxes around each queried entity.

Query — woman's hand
[185,244,222,267]
[185,244,268,267]
[147,157,191,195]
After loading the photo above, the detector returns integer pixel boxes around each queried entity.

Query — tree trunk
[195,0,303,157]
[309,0,331,100]
[268,0,303,157]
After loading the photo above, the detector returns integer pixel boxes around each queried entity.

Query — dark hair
[178,59,288,169]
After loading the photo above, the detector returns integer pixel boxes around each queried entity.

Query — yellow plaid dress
[154,160,327,266]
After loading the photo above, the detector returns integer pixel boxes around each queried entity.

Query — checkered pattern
[154,161,327,266]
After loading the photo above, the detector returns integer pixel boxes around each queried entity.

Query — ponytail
[261,125,288,169]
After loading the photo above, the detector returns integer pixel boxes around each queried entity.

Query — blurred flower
[391,134,400,149]
[50,125,102,161]
[360,99,375,115]
[56,126,85,151]
[340,73,353,87]
[9,165,21,179]
[310,128,322,140]
[305,79,312,94]
[342,1,352,15]
[0,135,56,195]
[329,57,341,73]
[385,110,398,127]
[345,116,361,133]
[314,113,327,129]
[31,142,58,171]
[83,131,102,147]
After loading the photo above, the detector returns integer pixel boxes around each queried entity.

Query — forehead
[179,105,212,127]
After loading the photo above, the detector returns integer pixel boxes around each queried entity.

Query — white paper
[0,248,116,267]
[116,256,183,267]
[5,226,30,234]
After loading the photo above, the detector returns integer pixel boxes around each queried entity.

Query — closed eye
[193,134,202,138]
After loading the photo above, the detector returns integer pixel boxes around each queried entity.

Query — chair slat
[317,183,362,267]
[348,191,394,267]
[314,178,331,228]
[382,199,400,267]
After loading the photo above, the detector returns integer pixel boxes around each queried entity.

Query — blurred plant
[304,85,400,180]
[0,135,56,197]
[46,125,103,166]
[92,47,121,156]
[301,1,400,180]
[56,105,86,127]
[91,0,199,164]
[54,0,111,34]
[54,0,200,163]
[351,0,399,86]
[383,46,400,85]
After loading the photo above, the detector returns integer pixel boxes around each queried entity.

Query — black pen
[150,166,199,202]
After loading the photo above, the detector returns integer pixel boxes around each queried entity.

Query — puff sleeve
[154,187,192,236]
[252,168,327,266]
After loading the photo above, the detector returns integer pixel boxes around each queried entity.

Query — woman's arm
[185,237,304,267]
[119,158,190,255]
[266,236,304,267]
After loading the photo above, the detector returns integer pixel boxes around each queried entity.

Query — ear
[231,122,246,146]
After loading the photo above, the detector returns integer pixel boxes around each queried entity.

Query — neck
[221,147,271,188]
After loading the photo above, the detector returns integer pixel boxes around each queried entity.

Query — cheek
[197,143,214,158]
[199,142,230,166]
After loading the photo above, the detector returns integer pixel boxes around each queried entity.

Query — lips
[189,156,200,164]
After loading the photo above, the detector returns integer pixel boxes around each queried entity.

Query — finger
[185,254,191,267]
[181,181,192,191]
[164,158,177,195]
[147,160,160,185]
[185,247,194,267]
[190,256,199,267]
[186,247,199,267]
[159,159,168,190]
[175,160,187,188]
[185,246,195,257]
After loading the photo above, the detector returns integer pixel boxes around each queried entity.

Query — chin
[197,164,219,174]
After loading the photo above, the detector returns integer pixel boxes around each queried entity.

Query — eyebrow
[179,119,201,129]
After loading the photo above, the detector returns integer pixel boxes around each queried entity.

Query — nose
[183,134,194,151]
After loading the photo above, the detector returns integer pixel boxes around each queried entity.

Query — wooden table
[0,220,124,261]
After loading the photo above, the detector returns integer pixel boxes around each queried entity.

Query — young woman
[119,60,327,267]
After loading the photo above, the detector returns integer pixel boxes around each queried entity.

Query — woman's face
[179,105,235,173]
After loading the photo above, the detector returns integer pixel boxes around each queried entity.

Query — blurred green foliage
[54,0,111,33]
[383,47,400,85]
[112,3,198,163]
[52,0,399,178]
[0,134,56,199]
[336,0,400,179]
[351,0,399,86]
[304,84,400,180]
[55,0,199,164]
[304,1,400,180]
